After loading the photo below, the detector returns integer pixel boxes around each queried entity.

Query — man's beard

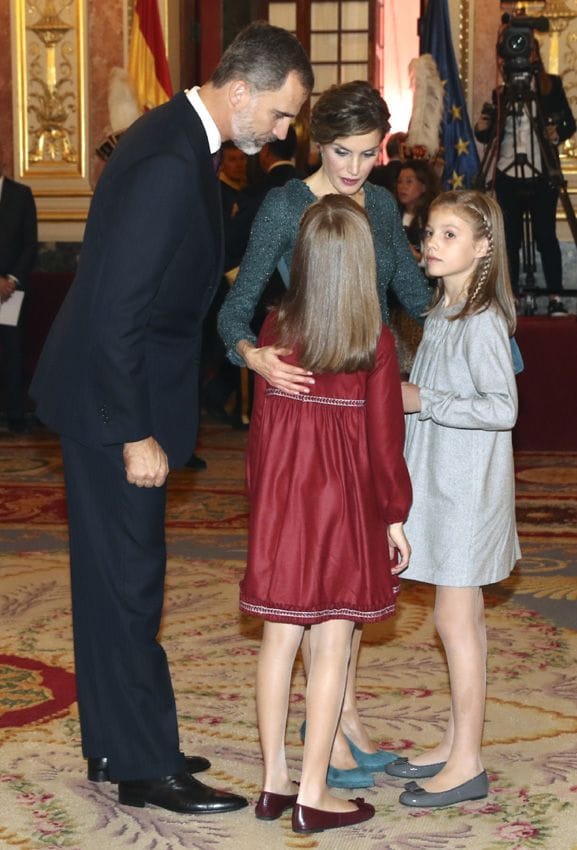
[231,104,276,155]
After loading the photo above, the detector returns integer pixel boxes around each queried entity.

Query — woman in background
[395,158,441,263]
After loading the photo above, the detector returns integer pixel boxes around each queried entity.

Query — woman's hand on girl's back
[241,342,315,394]
[387,523,411,574]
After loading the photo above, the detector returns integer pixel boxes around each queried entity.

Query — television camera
[498,12,549,94]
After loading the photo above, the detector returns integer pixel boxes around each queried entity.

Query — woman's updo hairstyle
[310,81,391,145]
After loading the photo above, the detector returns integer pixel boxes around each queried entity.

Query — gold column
[541,1,573,73]
[11,0,91,240]
[540,1,577,166]
[457,0,473,107]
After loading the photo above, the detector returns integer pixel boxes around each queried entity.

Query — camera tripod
[476,78,577,312]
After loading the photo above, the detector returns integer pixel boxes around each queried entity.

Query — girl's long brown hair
[277,195,381,373]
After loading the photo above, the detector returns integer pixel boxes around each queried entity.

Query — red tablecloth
[513,315,577,451]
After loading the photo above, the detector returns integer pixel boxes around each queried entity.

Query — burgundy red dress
[239,314,412,625]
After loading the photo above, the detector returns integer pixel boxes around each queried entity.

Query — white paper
[0,291,24,326]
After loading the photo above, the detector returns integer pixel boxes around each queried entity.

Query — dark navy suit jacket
[0,177,38,290]
[31,92,223,468]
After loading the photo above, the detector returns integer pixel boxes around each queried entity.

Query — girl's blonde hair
[277,195,381,372]
[428,190,517,335]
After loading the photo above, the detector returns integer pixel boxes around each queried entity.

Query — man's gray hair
[211,21,313,95]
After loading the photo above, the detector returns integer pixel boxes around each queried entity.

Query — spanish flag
[128,0,173,111]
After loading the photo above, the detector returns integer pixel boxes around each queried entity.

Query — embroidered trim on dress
[239,600,396,621]
[265,389,365,407]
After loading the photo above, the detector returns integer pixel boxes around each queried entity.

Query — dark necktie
[212,150,222,174]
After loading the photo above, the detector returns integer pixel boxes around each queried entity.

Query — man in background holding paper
[0,144,38,433]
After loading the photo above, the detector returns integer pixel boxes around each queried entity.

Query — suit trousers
[61,436,185,780]
[0,324,25,420]
[495,170,562,295]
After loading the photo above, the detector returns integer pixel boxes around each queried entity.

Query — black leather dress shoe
[8,417,28,434]
[87,755,211,783]
[203,403,235,426]
[118,772,248,814]
[185,453,207,470]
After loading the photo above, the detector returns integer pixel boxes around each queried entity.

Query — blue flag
[421,0,480,189]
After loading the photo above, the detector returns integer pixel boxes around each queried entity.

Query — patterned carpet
[0,422,576,850]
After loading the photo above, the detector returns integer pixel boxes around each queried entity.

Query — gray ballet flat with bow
[385,756,445,779]
[399,770,489,808]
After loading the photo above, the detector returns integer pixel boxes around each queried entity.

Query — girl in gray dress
[386,191,520,808]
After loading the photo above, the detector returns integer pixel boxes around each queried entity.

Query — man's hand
[123,436,169,487]
[546,123,560,145]
[238,340,315,395]
[474,114,491,134]
[0,276,16,303]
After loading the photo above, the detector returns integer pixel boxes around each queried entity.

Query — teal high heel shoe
[299,721,397,774]
[326,765,374,789]
[298,722,374,788]
[345,737,398,771]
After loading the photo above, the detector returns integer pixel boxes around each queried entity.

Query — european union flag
[421,0,480,189]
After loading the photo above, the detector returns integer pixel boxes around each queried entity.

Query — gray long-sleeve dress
[403,301,521,587]
[218,178,430,365]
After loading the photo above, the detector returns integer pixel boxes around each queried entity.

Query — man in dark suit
[0,147,37,432]
[218,141,248,222]
[258,128,299,187]
[30,21,312,814]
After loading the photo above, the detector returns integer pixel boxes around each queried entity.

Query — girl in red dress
[240,194,412,834]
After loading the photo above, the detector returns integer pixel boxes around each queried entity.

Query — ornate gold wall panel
[10,0,91,231]
[560,0,577,167]
[457,0,472,103]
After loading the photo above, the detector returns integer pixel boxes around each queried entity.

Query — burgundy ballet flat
[292,797,375,833]
[255,790,298,820]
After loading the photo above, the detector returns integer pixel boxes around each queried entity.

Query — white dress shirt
[185,87,221,155]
